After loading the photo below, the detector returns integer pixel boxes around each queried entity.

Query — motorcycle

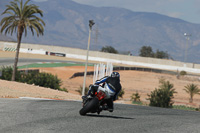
[79,90,108,115]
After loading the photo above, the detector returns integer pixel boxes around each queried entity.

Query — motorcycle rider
[86,72,122,112]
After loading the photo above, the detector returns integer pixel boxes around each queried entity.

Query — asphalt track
[0,58,83,66]
[0,99,200,133]
[1,57,200,133]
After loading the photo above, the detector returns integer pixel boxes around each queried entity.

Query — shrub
[19,72,62,90]
[0,66,13,80]
[130,92,140,102]
[0,66,20,81]
[59,87,68,93]
[34,73,62,90]
[0,66,62,90]
[147,80,177,108]
[19,71,38,83]
[76,86,89,95]
[180,71,187,76]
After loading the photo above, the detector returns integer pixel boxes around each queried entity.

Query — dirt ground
[0,51,200,107]
[17,66,200,107]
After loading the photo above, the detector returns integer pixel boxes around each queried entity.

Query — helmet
[111,72,120,78]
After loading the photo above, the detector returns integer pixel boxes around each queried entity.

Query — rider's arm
[95,76,108,85]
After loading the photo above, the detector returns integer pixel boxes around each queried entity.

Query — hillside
[0,33,15,42]
[0,0,200,63]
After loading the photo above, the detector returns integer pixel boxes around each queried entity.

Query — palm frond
[183,83,200,103]
[1,0,45,37]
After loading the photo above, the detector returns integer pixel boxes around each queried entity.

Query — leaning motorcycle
[79,90,108,115]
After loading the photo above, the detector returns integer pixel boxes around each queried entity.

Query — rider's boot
[82,85,96,100]
[82,95,92,101]
[97,106,103,115]
[106,98,114,112]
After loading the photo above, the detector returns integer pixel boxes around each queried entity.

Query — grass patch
[131,102,200,112]
[18,62,93,69]
[58,87,68,93]
[132,101,143,105]
[173,105,200,111]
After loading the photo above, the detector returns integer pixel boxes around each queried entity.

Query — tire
[79,97,99,116]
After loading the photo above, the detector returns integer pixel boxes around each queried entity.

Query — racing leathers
[88,76,122,111]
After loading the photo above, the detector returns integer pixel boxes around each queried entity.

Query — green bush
[32,73,62,90]
[21,72,62,90]
[19,71,38,83]
[130,92,140,102]
[147,80,177,108]
[0,66,20,81]
[180,71,187,76]
[0,66,63,90]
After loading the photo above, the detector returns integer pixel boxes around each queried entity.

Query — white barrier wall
[1,41,200,73]
[19,48,46,55]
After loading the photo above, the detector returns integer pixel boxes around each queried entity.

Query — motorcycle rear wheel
[79,97,99,115]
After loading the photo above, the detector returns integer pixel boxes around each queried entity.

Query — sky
[71,0,200,24]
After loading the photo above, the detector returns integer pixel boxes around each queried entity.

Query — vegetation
[58,87,68,93]
[154,49,170,59]
[131,92,143,105]
[147,79,177,108]
[173,105,200,112]
[0,0,45,81]
[21,72,62,90]
[76,86,89,96]
[0,66,20,81]
[179,71,187,76]
[118,88,125,98]
[183,83,200,103]
[0,66,67,92]
[139,46,171,59]
[139,46,154,57]
[101,46,118,54]
[132,101,143,105]
[130,92,141,102]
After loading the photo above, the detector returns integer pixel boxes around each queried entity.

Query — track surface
[0,99,199,133]
[0,58,80,66]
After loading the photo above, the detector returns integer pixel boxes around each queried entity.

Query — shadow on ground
[86,114,134,120]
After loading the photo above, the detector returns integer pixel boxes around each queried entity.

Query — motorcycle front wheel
[79,97,99,116]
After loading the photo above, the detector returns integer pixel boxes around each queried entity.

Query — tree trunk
[11,26,23,81]
[189,97,193,103]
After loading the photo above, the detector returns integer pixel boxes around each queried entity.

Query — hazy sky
[72,0,200,24]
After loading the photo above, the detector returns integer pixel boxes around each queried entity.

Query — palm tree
[0,0,45,81]
[183,83,200,103]
[147,80,177,108]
